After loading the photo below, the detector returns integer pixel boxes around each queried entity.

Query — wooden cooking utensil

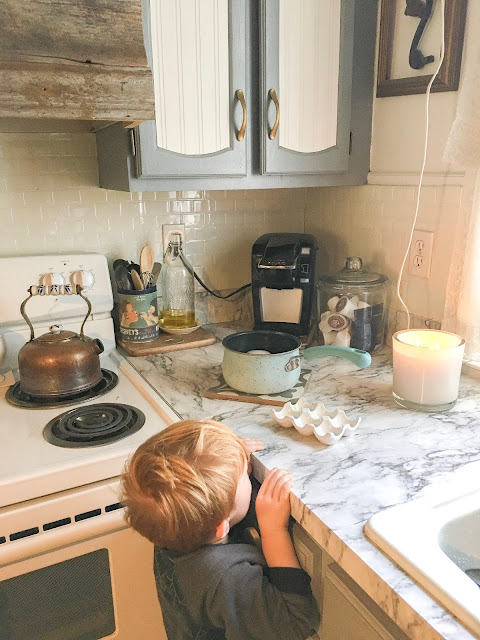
[140,245,155,288]
[140,245,154,274]
[130,268,144,290]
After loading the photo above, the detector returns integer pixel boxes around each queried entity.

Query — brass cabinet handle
[235,89,247,141]
[268,88,280,140]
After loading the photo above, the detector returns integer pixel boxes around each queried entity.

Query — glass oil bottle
[160,233,195,329]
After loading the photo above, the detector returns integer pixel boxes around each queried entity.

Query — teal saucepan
[221,331,371,395]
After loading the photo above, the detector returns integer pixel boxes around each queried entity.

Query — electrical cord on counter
[179,252,251,299]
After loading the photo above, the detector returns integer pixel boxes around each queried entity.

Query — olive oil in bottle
[160,233,195,330]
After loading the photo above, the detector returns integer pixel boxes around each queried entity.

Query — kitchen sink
[364,462,480,637]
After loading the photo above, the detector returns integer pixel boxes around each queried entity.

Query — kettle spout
[93,338,105,355]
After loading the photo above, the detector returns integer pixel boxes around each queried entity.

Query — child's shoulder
[156,542,265,578]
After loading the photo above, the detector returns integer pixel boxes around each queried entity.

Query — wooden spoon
[140,245,155,275]
[130,268,144,290]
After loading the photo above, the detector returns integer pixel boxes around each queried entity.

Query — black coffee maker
[251,233,317,336]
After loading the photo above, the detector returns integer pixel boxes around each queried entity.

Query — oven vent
[0,502,125,545]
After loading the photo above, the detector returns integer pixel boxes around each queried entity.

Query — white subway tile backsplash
[305,182,463,326]
[0,132,304,313]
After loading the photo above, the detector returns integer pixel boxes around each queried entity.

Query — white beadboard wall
[0,131,305,294]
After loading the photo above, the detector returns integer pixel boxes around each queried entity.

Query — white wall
[306,1,477,335]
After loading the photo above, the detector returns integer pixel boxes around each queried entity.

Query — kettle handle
[303,345,371,369]
[20,284,92,341]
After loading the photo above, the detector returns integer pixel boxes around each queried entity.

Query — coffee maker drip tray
[260,288,303,324]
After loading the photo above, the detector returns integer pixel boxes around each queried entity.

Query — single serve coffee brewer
[251,233,317,337]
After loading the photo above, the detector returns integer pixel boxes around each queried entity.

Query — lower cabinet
[291,523,409,640]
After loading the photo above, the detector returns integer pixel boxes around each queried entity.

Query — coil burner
[6,369,119,409]
[43,403,145,448]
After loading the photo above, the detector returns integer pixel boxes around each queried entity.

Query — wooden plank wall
[0,0,155,121]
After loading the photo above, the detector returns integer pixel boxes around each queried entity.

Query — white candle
[392,330,465,411]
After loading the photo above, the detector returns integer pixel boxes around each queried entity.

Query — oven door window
[0,548,115,640]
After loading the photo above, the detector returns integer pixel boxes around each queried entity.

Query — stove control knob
[42,273,66,287]
[72,270,95,290]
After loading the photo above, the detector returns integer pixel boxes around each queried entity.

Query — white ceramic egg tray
[272,397,361,445]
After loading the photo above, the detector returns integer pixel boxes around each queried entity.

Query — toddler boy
[121,419,319,639]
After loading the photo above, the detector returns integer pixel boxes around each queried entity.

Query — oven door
[0,486,167,640]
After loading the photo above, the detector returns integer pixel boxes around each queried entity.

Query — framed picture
[376,0,468,97]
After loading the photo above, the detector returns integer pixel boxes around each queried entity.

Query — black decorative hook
[406,0,435,70]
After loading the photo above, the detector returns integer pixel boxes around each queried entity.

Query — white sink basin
[365,463,480,637]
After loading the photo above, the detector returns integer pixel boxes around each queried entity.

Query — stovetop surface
[0,351,176,509]
[0,253,178,510]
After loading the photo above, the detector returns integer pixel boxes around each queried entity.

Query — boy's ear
[215,518,230,540]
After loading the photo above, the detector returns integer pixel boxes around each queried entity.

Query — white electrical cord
[396,0,446,329]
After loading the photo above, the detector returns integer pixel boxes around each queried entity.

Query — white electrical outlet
[162,224,185,257]
[408,230,434,278]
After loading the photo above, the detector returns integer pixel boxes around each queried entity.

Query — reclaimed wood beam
[0,0,154,121]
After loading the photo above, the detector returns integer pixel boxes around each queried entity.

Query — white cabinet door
[261,0,354,175]
[135,0,247,178]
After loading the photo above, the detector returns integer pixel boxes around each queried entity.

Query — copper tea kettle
[18,285,104,397]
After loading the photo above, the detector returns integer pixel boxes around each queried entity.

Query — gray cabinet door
[136,0,247,179]
[260,0,354,175]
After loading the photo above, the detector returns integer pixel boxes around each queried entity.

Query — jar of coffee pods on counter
[317,257,389,353]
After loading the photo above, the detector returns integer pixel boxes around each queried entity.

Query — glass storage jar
[317,257,389,353]
[159,233,195,329]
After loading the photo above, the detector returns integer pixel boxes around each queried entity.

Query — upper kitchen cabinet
[261,0,353,176]
[135,0,247,178]
[96,0,378,192]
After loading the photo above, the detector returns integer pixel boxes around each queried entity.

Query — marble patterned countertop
[123,323,480,640]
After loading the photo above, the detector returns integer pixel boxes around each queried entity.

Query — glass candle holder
[392,329,465,412]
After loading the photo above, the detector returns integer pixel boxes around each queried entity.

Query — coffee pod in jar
[320,330,337,345]
[335,329,351,347]
[319,311,350,333]
[335,295,357,319]
[327,296,340,312]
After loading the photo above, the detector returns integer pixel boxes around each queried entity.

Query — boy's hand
[255,468,293,536]
[240,436,264,454]
[240,437,264,474]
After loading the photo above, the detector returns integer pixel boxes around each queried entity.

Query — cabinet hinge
[129,129,137,157]
[349,132,352,155]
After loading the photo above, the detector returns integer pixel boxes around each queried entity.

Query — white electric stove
[0,254,175,640]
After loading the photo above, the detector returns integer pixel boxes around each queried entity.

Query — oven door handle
[0,509,128,568]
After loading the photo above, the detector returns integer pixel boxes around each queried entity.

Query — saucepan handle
[285,356,300,372]
[303,346,371,369]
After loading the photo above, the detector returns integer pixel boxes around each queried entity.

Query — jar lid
[321,257,387,285]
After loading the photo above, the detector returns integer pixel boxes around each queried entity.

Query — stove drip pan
[43,403,146,448]
[6,369,119,409]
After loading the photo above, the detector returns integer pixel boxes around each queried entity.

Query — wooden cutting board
[204,369,311,406]
[118,327,216,356]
